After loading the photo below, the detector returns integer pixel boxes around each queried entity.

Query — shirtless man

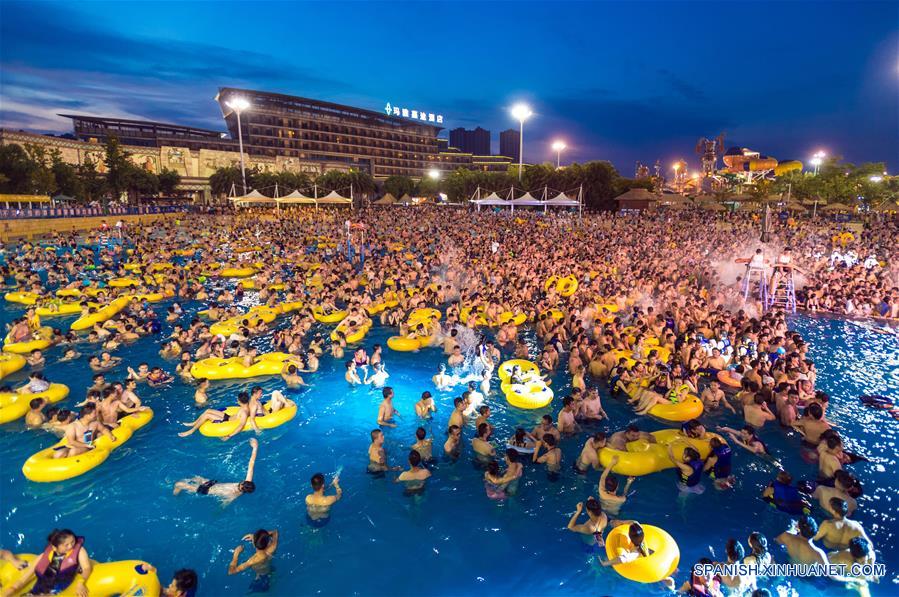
[532,434,562,473]
[24,398,47,427]
[471,423,495,458]
[447,345,465,367]
[411,427,433,462]
[532,415,561,444]
[463,381,484,417]
[791,402,831,447]
[432,364,452,390]
[743,394,776,428]
[345,361,362,385]
[227,528,278,590]
[444,425,462,458]
[812,470,858,517]
[776,516,828,565]
[575,432,606,473]
[447,397,466,430]
[812,498,870,550]
[305,472,342,521]
[367,429,400,473]
[395,449,431,488]
[179,391,258,438]
[599,457,636,516]
[579,389,607,421]
[608,424,656,451]
[54,403,116,458]
[557,397,580,435]
[173,438,258,506]
[701,380,735,413]
[414,391,436,418]
[281,364,305,388]
[377,387,399,428]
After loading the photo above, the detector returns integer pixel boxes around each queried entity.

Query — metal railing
[0,205,187,220]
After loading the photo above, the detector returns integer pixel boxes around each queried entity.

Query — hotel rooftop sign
[384,102,443,124]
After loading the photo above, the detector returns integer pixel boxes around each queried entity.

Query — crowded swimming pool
[0,210,896,596]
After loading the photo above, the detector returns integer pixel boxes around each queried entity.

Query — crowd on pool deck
[0,206,896,596]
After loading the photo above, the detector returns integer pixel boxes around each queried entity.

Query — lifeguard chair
[737,250,768,305]
[767,264,797,313]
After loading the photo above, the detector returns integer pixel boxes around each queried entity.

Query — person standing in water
[227,529,279,592]
[305,472,342,523]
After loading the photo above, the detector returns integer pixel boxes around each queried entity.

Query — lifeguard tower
[766,264,797,313]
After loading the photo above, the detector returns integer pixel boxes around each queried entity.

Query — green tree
[315,170,352,195]
[209,166,243,197]
[0,144,36,193]
[122,162,159,202]
[77,158,106,203]
[383,175,415,199]
[158,168,181,196]
[276,171,312,194]
[103,137,131,202]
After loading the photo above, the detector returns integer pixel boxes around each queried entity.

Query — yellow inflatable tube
[0,555,161,597]
[36,301,88,317]
[55,288,83,298]
[108,277,140,288]
[498,311,527,326]
[189,353,299,381]
[22,409,153,482]
[3,291,40,305]
[70,297,130,331]
[648,395,704,422]
[0,383,70,425]
[459,306,488,326]
[331,321,372,344]
[0,353,26,380]
[498,359,540,383]
[219,267,257,278]
[312,308,347,324]
[605,524,680,583]
[3,327,53,354]
[597,429,716,477]
[501,380,554,409]
[387,335,424,352]
[199,403,297,437]
[407,308,442,326]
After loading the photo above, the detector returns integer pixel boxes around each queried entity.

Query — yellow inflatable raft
[330,320,372,344]
[605,523,680,583]
[407,308,441,327]
[312,308,347,324]
[55,288,83,298]
[387,335,427,352]
[647,394,704,422]
[35,301,87,317]
[3,291,40,305]
[219,267,257,278]
[0,353,26,380]
[70,297,130,331]
[498,359,541,382]
[199,403,297,437]
[22,409,154,482]
[498,311,527,326]
[598,429,718,477]
[108,277,140,288]
[501,380,554,409]
[545,275,579,297]
[0,383,70,425]
[189,353,299,380]
[0,554,161,597]
[3,327,53,354]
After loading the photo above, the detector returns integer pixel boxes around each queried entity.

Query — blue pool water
[1,295,897,596]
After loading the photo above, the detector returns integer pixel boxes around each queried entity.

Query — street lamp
[428,169,441,180]
[551,140,567,169]
[511,103,532,181]
[869,175,883,183]
[810,150,826,176]
[226,97,251,194]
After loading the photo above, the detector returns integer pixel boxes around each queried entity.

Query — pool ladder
[766,269,797,313]
[742,266,769,306]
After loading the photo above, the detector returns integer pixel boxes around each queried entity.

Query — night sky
[1,1,896,174]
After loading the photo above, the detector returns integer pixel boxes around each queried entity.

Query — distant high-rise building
[449,126,491,156]
[436,138,449,152]
[499,129,520,161]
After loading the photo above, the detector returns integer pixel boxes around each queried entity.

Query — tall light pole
[551,140,567,169]
[226,97,251,194]
[810,150,826,176]
[511,103,532,182]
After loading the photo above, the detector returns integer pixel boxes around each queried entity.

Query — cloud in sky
[1,1,896,173]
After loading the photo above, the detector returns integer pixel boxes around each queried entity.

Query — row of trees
[771,157,897,205]
[384,162,652,209]
[0,138,181,204]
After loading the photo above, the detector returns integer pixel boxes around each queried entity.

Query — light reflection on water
[0,299,896,596]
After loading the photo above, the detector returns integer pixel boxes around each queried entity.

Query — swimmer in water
[281,363,306,388]
[345,361,361,385]
[377,387,399,427]
[364,362,390,388]
[411,427,433,462]
[599,456,636,516]
[532,433,562,473]
[395,449,431,492]
[227,529,278,591]
[574,432,607,473]
[305,472,342,521]
[444,425,462,459]
[432,364,452,390]
[173,438,258,507]
[367,429,401,473]
[414,391,436,418]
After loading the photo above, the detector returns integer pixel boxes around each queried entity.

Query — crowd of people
[0,205,894,595]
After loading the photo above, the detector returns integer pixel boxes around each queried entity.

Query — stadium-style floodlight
[511,103,533,181]
[226,97,252,194]
[551,140,567,169]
